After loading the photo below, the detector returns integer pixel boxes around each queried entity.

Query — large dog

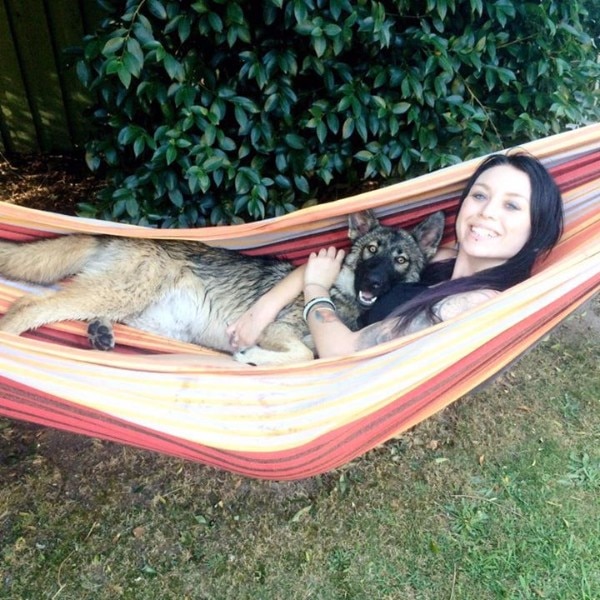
[0,210,444,365]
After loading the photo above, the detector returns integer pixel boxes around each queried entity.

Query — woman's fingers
[311,246,345,259]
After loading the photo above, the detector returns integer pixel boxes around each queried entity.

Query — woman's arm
[306,306,400,357]
[228,263,307,349]
[229,245,349,350]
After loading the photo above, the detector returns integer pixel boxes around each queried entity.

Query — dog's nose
[365,274,384,292]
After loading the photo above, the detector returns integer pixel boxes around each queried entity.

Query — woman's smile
[468,224,500,240]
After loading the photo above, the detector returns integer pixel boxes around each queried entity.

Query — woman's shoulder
[435,289,500,321]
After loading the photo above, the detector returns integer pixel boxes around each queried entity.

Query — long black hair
[390,152,564,331]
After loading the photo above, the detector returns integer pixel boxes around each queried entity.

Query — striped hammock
[1,124,599,480]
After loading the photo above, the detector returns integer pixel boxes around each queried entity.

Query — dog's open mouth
[358,290,378,307]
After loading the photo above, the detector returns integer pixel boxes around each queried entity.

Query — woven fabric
[1,124,599,479]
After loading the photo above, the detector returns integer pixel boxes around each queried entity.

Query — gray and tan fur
[0,210,444,365]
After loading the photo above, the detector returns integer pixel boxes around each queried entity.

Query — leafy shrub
[77,0,600,227]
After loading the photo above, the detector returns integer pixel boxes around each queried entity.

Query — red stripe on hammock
[243,199,459,261]
[550,148,600,189]
[0,224,59,242]
[0,323,166,355]
[0,378,244,468]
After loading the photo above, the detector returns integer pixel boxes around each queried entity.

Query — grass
[1,296,598,600]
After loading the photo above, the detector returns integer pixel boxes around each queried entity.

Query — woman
[228,153,563,358]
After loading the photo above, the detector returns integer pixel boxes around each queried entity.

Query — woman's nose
[480,198,499,218]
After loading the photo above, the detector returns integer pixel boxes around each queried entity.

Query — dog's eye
[395,256,408,265]
[367,243,378,254]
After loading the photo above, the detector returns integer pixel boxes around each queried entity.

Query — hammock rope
[1,124,599,479]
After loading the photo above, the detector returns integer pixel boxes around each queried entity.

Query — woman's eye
[473,192,486,201]
[505,202,520,211]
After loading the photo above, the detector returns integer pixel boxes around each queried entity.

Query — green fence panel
[0,0,101,154]
[0,0,38,153]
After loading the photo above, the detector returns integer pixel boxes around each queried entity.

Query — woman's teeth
[471,225,498,239]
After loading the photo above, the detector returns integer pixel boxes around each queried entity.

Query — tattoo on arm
[355,319,401,351]
[352,290,499,352]
[435,290,497,321]
[311,309,404,352]
[355,311,438,351]
[312,307,338,323]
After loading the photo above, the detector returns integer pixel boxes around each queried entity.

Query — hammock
[1,124,599,480]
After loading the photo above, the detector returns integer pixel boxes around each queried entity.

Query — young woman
[228,153,563,358]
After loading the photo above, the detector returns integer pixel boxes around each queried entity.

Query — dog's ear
[348,210,379,240]
[411,211,445,261]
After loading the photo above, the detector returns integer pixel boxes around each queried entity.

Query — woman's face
[455,164,532,270]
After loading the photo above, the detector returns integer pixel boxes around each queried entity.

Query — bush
[77,0,600,227]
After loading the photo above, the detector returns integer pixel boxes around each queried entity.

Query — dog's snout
[355,258,394,296]
[364,272,384,292]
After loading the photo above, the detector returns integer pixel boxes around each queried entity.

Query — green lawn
[1,296,598,600]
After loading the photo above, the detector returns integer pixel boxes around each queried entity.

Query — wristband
[303,297,336,322]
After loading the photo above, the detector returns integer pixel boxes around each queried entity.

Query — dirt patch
[559,294,600,342]
[0,152,104,215]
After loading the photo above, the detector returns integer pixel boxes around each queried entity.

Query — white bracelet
[303,297,336,322]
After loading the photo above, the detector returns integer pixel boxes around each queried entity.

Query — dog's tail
[0,235,101,284]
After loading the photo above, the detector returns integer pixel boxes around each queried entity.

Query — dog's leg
[234,322,315,366]
[0,277,154,343]
[0,289,90,335]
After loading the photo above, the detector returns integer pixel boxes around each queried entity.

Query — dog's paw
[233,347,258,366]
[87,319,115,351]
[234,343,314,366]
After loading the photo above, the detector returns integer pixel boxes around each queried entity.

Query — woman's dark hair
[390,152,564,331]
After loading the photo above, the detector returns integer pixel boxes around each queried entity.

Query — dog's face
[340,210,445,308]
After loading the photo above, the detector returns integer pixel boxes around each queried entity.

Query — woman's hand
[227,301,277,350]
[227,247,345,351]
[304,247,346,296]
[226,264,307,350]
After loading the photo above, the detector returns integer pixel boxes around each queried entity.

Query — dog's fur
[0,211,444,365]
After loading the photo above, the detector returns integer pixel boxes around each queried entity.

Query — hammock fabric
[1,124,599,480]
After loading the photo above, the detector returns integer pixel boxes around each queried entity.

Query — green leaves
[77,0,600,226]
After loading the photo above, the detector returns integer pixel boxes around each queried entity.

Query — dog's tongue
[359,291,378,306]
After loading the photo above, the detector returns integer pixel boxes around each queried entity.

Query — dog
[0,210,444,365]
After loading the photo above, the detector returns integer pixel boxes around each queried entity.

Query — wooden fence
[0,0,105,154]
